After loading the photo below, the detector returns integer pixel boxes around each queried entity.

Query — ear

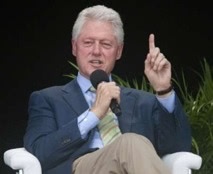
[116,44,124,60]
[72,40,77,56]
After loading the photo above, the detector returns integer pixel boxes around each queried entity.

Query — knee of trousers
[116,133,155,151]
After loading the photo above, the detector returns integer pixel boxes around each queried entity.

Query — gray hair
[72,5,124,44]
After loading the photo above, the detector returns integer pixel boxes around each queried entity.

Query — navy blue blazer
[24,78,191,174]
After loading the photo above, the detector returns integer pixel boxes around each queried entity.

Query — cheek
[77,58,87,69]
[106,50,119,62]
[75,44,89,56]
[105,55,117,69]
[79,46,91,54]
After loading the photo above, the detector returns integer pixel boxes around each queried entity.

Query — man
[24,5,191,174]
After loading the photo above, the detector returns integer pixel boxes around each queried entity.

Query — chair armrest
[4,147,42,174]
[162,152,202,174]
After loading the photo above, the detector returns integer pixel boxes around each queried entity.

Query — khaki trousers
[73,133,171,174]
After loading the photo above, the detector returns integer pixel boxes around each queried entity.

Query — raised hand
[144,34,171,92]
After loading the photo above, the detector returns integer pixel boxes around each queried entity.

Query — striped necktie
[98,109,122,146]
[89,86,122,146]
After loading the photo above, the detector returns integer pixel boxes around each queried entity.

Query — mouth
[89,60,103,66]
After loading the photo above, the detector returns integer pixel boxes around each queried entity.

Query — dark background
[1,0,213,173]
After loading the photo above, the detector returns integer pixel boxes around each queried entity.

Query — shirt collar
[77,72,92,93]
[77,72,112,93]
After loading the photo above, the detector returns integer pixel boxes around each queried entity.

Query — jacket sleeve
[153,94,192,157]
[24,90,89,170]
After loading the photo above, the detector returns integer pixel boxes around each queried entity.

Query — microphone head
[90,69,109,89]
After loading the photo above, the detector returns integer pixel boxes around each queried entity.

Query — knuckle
[159,53,164,57]
[155,47,160,52]
[111,82,116,86]
[115,85,120,90]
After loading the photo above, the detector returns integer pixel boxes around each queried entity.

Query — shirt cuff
[78,109,100,139]
[156,90,175,113]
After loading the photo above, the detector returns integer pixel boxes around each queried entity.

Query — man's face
[72,19,123,79]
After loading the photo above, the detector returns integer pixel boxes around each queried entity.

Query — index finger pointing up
[149,33,155,51]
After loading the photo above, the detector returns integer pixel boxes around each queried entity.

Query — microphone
[90,69,122,116]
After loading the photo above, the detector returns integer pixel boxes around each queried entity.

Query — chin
[91,67,104,72]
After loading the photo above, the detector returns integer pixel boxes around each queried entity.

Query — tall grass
[173,59,213,174]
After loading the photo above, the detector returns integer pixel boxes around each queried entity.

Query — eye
[102,42,112,49]
[83,40,93,47]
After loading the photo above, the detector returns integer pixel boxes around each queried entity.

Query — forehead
[78,19,117,41]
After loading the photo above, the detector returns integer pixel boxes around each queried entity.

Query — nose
[92,42,101,56]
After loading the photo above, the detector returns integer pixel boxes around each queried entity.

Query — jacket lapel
[62,79,89,116]
[118,87,136,133]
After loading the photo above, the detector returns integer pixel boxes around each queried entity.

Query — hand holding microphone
[90,69,122,119]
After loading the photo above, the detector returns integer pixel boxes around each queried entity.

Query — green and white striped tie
[98,109,122,146]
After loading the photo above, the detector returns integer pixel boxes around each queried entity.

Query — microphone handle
[110,99,122,116]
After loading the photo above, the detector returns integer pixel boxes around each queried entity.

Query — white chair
[162,152,202,174]
[4,148,202,174]
[4,148,42,174]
